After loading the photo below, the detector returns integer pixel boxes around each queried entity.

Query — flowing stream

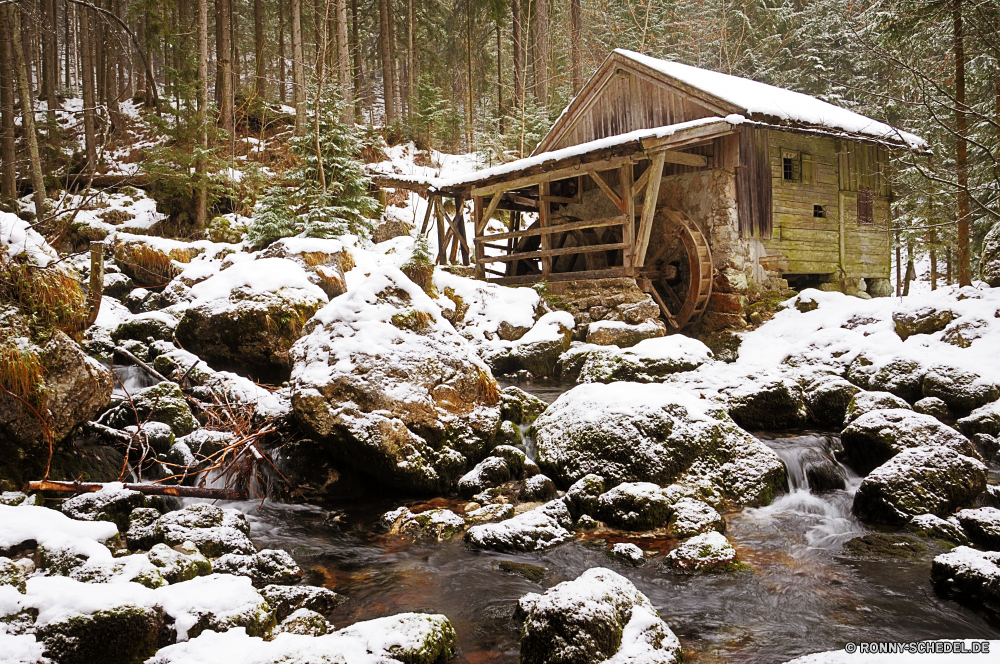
[237,380,999,663]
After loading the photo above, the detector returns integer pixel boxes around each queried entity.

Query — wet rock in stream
[841,533,926,559]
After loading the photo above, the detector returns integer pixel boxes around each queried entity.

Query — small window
[813,205,825,218]
[782,150,801,182]
[857,187,873,225]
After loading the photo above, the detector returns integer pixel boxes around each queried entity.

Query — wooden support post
[454,197,469,266]
[620,163,635,270]
[539,181,552,278]
[590,170,622,210]
[634,151,666,269]
[434,195,447,264]
[474,195,485,279]
[419,195,435,235]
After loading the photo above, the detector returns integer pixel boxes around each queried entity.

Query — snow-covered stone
[955,508,1000,551]
[957,401,1000,438]
[668,497,726,539]
[66,552,167,589]
[843,391,911,426]
[213,549,303,588]
[126,507,163,550]
[908,514,969,545]
[847,354,925,403]
[147,543,212,583]
[154,504,256,557]
[258,584,344,622]
[378,507,467,540]
[289,267,501,494]
[930,546,1000,621]
[519,474,557,502]
[852,446,988,525]
[274,607,333,636]
[464,502,515,525]
[517,567,681,664]
[585,318,666,348]
[101,381,199,437]
[499,386,548,425]
[61,483,149,531]
[558,335,712,384]
[893,305,954,341]
[922,365,1000,414]
[487,311,575,377]
[607,542,646,566]
[457,456,511,497]
[465,499,574,552]
[258,237,354,298]
[0,557,27,593]
[723,374,808,430]
[666,531,744,573]
[596,482,672,531]
[562,474,606,520]
[804,376,861,427]
[145,612,456,664]
[840,409,977,475]
[533,382,786,507]
[914,396,951,421]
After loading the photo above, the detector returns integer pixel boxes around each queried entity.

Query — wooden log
[454,196,470,265]
[620,163,635,269]
[634,151,667,268]
[475,215,626,243]
[28,480,247,500]
[539,182,552,277]
[85,241,104,327]
[476,241,626,264]
[434,196,447,264]
[419,195,435,235]
[474,196,485,279]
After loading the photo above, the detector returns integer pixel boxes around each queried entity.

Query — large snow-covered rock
[465,499,574,552]
[533,382,786,507]
[290,267,501,494]
[852,446,987,525]
[921,364,999,414]
[955,508,1000,551]
[154,504,256,557]
[723,373,808,430]
[485,311,575,378]
[517,567,681,664]
[258,237,354,298]
[931,546,1000,621]
[803,375,861,427]
[666,531,744,573]
[957,401,1000,438]
[595,482,672,531]
[61,483,149,531]
[840,409,977,475]
[174,257,328,383]
[558,335,712,383]
[843,391,911,426]
[145,612,457,664]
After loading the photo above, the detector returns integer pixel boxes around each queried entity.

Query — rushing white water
[110,364,160,398]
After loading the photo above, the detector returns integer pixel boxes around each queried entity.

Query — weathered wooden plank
[470,153,638,197]
[477,241,627,264]
[539,181,552,277]
[590,169,624,210]
[475,215,626,243]
[634,150,667,268]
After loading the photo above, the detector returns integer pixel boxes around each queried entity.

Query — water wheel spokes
[638,207,713,331]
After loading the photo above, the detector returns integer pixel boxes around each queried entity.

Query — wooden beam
[632,166,651,201]
[419,195,435,235]
[28,480,247,500]
[650,149,709,168]
[590,170,623,210]
[477,241,627,264]
[488,267,628,285]
[646,285,680,329]
[539,182,552,277]
[441,207,470,256]
[640,124,738,153]
[454,197,470,266]
[620,163,635,269]
[506,193,538,208]
[434,196,448,264]
[634,151,667,269]
[540,195,579,204]
[475,215,626,243]
[470,153,637,197]
[474,196,485,278]
[480,190,505,232]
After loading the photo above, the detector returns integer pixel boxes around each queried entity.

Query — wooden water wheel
[639,207,713,331]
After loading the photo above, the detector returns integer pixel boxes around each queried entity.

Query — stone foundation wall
[546,278,666,346]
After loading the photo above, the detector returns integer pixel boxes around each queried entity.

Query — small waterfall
[110,364,160,397]
[748,433,864,549]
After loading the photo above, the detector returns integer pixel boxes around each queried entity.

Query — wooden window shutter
[801,153,815,185]
[857,186,874,225]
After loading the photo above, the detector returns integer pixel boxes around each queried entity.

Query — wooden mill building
[385,49,924,331]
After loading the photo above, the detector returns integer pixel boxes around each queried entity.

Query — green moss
[390,308,434,332]
[498,560,547,583]
[842,534,926,559]
[36,605,164,664]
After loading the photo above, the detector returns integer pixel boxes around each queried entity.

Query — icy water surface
[240,381,999,663]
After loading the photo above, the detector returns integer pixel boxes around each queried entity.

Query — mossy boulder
[61,484,149,531]
[842,533,925,559]
[378,506,467,540]
[0,556,27,593]
[533,382,786,507]
[36,605,164,664]
[840,409,976,475]
[666,531,746,573]
[908,513,969,545]
[102,381,199,437]
[930,547,1000,621]
[843,390,912,426]
[724,374,808,431]
[957,401,1000,438]
[847,354,926,403]
[852,445,988,525]
[213,549,303,587]
[562,474,605,520]
[175,290,324,384]
[111,315,176,344]
[499,386,547,425]
[595,482,672,531]
[667,497,726,539]
[259,584,344,622]
[804,376,861,427]
[147,542,212,583]
[922,365,1000,414]
[126,508,164,550]
[518,567,681,664]
[154,504,255,557]
[954,508,1000,550]
[893,306,954,340]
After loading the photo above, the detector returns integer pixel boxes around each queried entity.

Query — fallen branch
[114,346,170,383]
[27,480,247,500]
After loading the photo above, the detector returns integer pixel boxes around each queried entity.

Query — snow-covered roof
[614,49,925,150]
[436,117,734,192]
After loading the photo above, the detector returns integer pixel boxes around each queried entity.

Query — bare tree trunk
[533,0,547,107]
[279,1,286,102]
[570,0,581,94]
[379,0,395,124]
[292,0,306,134]
[105,0,122,136]
[42,0,58,117]
[10,6,47,220]
[390,2,402,119]
[79,4,97,174]
[65,1,72,90]
[337,0,352,122]
[953,0,971,287]
[512,0,522,112]
[217,0,234,135]
[465,0,473,149]
[253,0,266,97]
[351,0,362,121]
[406,0,414,121]
[0,10,17,204]
[197,0,209,227]
[930,232,937,290]
[894,241,901,296]
[496,20,502,132]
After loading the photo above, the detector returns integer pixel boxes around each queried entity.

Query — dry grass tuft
[0,343,46,409]
[0,257,87,336]
[114,240,180,286]
[476,366,500,405]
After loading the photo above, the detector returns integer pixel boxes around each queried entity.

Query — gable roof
[535,49,924,155]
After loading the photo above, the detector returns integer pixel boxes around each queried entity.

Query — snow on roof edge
[613,48,925,150]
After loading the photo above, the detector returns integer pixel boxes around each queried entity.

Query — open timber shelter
[374,49,925,333]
